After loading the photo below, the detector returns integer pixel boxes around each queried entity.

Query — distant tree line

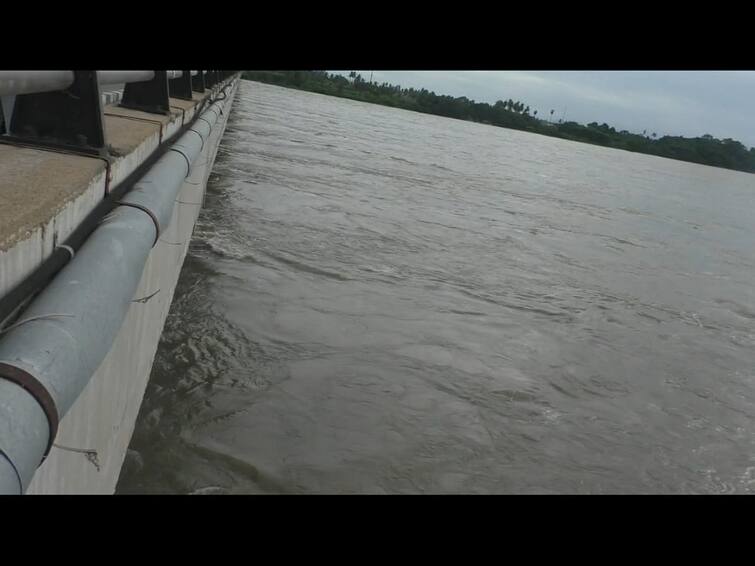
[242,71,755,175]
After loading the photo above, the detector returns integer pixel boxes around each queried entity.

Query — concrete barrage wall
[16,79,239,494]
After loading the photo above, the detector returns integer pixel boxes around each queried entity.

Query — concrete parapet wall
[1,91,206,299]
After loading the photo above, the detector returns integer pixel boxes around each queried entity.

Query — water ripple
[117,80,755,495]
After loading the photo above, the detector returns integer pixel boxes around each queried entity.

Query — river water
[116,80,755,494]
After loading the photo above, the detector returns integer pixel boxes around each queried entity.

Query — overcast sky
[337,71,755,148]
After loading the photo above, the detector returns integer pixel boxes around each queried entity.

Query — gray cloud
[340,71,755,148]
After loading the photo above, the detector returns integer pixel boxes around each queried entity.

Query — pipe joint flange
[115,201,161,247]
[167,146,193,179]
[0,363,59,464]
[186,128,205,152]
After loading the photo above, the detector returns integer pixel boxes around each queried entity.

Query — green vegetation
[242,71,755,174]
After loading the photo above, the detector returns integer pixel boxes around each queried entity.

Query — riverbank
[243,71,755,175]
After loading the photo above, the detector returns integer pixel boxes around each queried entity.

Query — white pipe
[0,71,74,96]
[97,71,155,86]
[0,71,159,96]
